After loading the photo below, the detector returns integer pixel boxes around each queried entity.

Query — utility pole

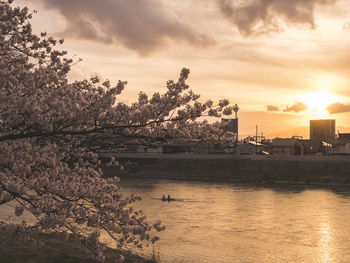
[256,125,258,154]
[233,104,239,145]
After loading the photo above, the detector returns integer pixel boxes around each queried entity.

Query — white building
[234,141,267,155]
[330,133,350,155]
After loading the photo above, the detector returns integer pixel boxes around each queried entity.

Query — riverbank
[0,231,155,263]
[102,153,350,185]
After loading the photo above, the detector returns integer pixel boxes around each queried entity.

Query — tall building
[310,119,335,141]
[221,104,239,145]
[221,118,238,133]
[221,118,238,144]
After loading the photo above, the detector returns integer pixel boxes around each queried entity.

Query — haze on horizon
[16,0,350,138]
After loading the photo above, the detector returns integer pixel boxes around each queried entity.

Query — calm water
[2,178,350,262]
[117,177,350,263]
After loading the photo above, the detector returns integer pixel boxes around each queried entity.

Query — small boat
[151,197,178,202]
[151,197,193,203]
[163,198,176,202]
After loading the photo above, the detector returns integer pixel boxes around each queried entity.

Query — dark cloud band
[216,0,337,36]
[39,0,215,55]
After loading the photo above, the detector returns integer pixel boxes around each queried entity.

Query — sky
[16,0,350,138]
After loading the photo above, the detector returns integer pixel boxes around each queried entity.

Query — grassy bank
[0,231,155,263]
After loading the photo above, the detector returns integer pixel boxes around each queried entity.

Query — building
[163,140,209,154]
[301,139,323,155]
[221,103,240,141]
[310,119,335,142]
[221,118,238,144]
[234,141,268,155]
[330,133,350,155]
[209,144,235,154]
[271,138,304,156]
[222,118,238,133]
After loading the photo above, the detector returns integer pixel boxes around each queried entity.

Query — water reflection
[319,220,332,263]
[118,177,350,263]
[2,177,350,262]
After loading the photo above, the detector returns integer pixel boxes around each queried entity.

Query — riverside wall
[101,153,350,185]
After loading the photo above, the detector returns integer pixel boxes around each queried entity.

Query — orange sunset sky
[16,0,350,138]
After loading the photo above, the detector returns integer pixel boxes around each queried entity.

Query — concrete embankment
[102,153,350,185]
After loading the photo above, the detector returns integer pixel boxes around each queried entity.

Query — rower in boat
[167,194,176,201]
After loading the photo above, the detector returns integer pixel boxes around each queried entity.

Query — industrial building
[310,119,336,142]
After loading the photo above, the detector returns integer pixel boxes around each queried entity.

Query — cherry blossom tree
[0,0,236,261]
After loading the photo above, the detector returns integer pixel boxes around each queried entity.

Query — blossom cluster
[0,0,236,261]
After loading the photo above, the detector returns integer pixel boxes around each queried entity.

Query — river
[2,177,350,262]
[117,177,350,263]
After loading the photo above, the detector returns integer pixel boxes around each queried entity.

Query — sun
[303,92,337,112]
[299,92,339,119]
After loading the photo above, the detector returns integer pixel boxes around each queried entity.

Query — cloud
[216,0,337,36]
[266,105,280,111]
[38,0,215,55]
[326,102,350,114]
[283,102,308,113]
[266,102,307,113]
[343,23,350,31]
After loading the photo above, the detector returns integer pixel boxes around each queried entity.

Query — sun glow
[299,92,338,119]
[303,92,337,111]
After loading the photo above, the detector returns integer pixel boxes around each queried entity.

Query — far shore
[101,153,350,186]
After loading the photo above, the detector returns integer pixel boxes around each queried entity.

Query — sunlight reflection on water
[117,177,350,263]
